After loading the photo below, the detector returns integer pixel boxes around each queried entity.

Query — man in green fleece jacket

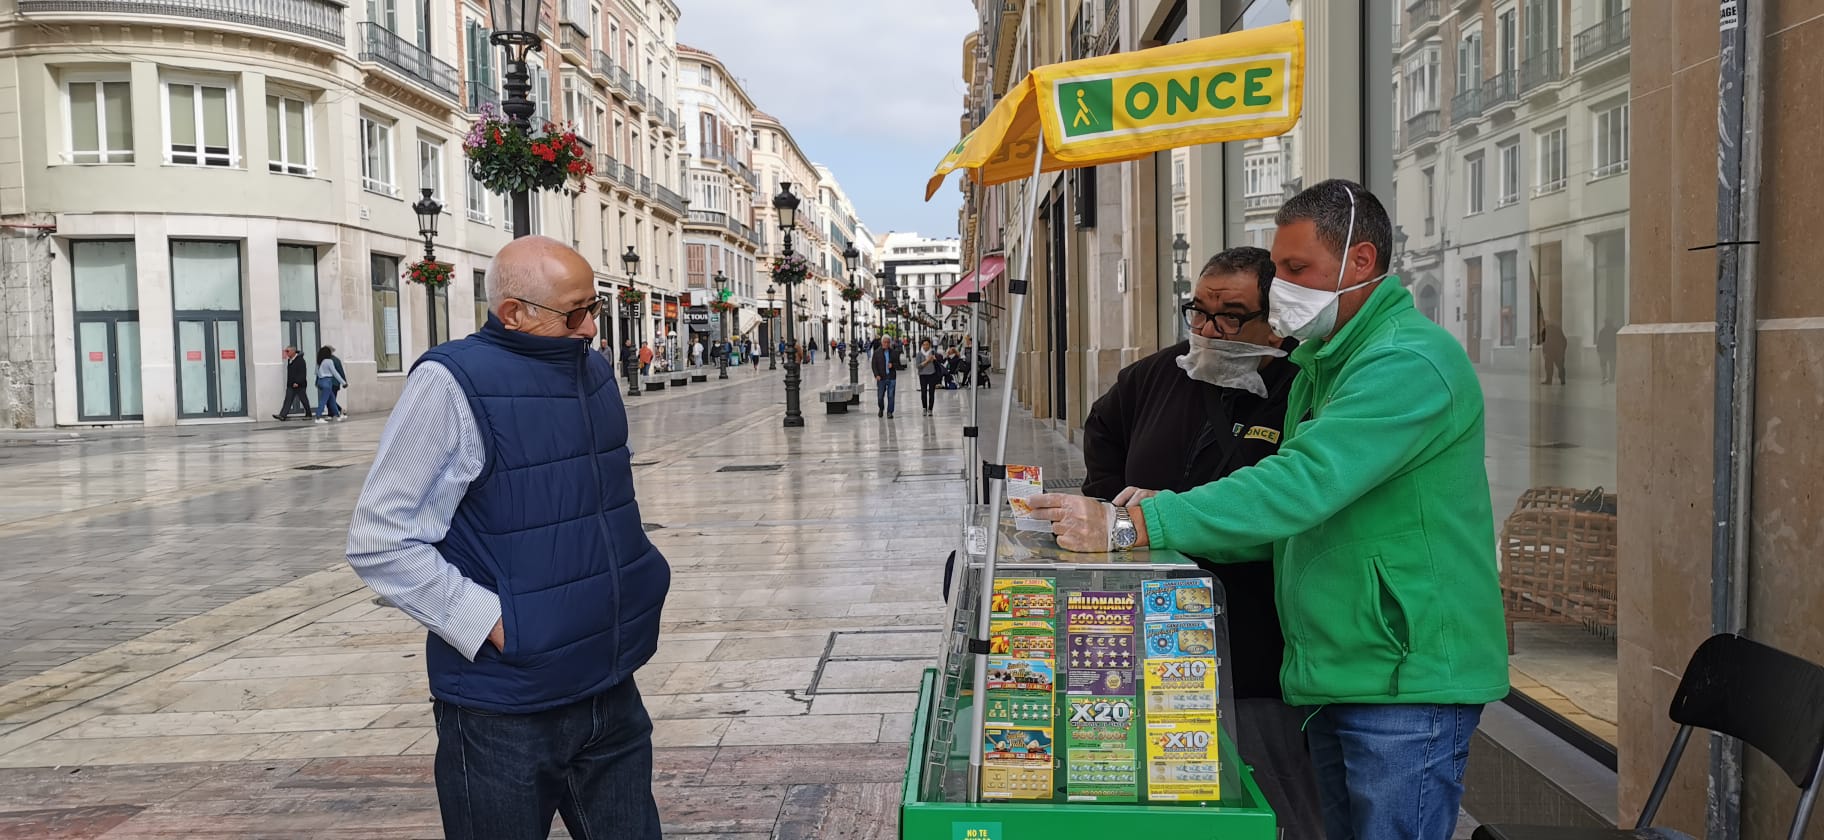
[1030,180,1507,840]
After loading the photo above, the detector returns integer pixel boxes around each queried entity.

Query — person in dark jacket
[346,236,669,840]
[1080,246,1321,840]
[272,346,311,420]
[870,337,901,418]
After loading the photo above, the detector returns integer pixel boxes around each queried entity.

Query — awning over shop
[940,256,1007,306]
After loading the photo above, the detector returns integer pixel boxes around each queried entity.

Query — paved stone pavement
[0,361,1084,838]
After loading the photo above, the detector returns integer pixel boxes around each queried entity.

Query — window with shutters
[163,77,237,167]
[267,94,313,175]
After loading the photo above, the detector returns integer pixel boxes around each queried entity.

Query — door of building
[71,240,144,421]
[279,244,320,361]
[171,241,245,419]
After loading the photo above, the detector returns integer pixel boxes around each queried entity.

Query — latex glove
[1112,487,1159,505]
[1026,493,1114,553]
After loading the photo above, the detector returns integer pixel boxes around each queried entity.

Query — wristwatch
[1110,505,1138,552]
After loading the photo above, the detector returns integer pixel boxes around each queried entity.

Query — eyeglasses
[515,296,603,330]
[1181,302,1265,336]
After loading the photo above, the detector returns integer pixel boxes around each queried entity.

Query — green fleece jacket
[1138,279,1509,707]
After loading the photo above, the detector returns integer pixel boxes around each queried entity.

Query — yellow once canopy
[927,20,1304,201]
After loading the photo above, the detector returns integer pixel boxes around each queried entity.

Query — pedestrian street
[0,361,1076,838]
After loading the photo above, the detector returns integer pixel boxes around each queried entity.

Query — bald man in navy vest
[348,236,670,840]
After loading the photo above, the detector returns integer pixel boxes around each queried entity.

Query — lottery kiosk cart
[897,509,1277,839]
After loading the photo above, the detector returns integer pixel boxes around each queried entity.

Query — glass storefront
[371,253,402,373]
[170,240,245,418]
[278,244,320,359]
[1386,0,1629,746]
[71,240,142,421]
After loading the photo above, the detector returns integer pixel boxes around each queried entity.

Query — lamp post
[713,270,730,379]
[774,183,804,428]
[413,187,444,342]
[622,246,642,398]
[765,284,778,370]
[1171,232,1191,340]
[487,0,541,239]
[842,244,860,388]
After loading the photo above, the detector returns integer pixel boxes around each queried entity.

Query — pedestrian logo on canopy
[925,21,1303,200]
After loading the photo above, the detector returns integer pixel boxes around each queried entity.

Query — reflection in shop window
[1593,103,1630,179]
[1534,126,1567,196]
[473,269,489,332]
[1497,251,1517,346]
[1497,139,1520,206]
[1466,153,1486,214]
[371,254,402,373]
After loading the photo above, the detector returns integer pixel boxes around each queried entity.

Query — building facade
[877,232,960,340]
[676,44,760,350]
[0,0,688,427]
[961,0,1824,835]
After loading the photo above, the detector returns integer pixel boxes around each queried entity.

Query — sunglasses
[515,296,603,330]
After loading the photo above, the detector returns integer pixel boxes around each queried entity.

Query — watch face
[1113,523,1138,549]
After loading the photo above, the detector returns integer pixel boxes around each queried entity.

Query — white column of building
[134,217,177,426]
[245,218,284,420]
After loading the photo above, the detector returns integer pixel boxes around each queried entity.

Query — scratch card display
[1003,464,1050,531]
[1142,578,1217,621]
[1144,619,1218,659]
[1064,590,1139,695]
[982,726,1055,800]
[1142,656,1221,721]
[990,619,1057,658]
[1144,720,1222,801]
[985,655,1056,727]
[1065,695,1140,802]
[990,577,1056,620]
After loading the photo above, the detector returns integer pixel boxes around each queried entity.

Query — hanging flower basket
[463,102,594,195]
[618,288,646,306]
[710,300,738,314]
[770,252,810,284]
[839,286,864,303]
[404,260,453,288]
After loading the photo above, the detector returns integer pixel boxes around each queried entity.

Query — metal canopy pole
[1707,0,1764,838]
[963,179,987,506]
[967,87,1047,805]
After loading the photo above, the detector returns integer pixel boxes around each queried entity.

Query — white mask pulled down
[1176,334,1286,397]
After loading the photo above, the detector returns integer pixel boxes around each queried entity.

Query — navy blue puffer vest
[416,316,670,714]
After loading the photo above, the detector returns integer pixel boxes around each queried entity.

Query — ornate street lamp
[774,182,804,428]
[487,0,542,238]
[622,246,642,397]
[713,270,730,379]
[765,283,778,370]
[842,244,861,389]
[1171,231,1192,340]
[413,188,443,263]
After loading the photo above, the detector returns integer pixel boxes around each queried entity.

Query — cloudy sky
[677,0,977,242]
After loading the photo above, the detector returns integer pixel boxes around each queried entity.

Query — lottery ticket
[982,726,1055,800]
[1004,464,1049,531]
[990,577,1056,620]
[1142,656,1220,722]
[1143,619,1218,660]
[985,655,1056,728]
[1064,590,1138,695]
[1144,719,1222,801]
[990,619,1057,658]
[1064,694,1140,802]
[1141,578,1218,621]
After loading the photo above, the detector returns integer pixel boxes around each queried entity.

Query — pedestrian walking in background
[915,339,941,416]
[273,346,312,420]
[690,338,704,368]
[870,337,900,418]
[1597,317,1619,384]
[346,235,670,840]
[943,347,962,389]
[314,346,347,423]
[638,341,653,376]
[620,339,639,383]
[1540,320,1568,385]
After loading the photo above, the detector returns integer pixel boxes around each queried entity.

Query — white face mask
[1266,184,1384,342]
[1176,333,1287,397]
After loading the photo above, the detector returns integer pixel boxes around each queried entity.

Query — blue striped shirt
[345,361,498,660]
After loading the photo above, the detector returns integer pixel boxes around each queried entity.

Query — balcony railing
[613,67,634,95]
[596,152,619,181]
[466,79,498,114]
[1244,194,1279,210]
[1406,0,1441,33]
[1482,69,1519,110]
[358,22,458,99]
[654,183,687,214]
[20,0,346,46]
[629,80,648,109]
[1574,10,1630,66]
[1405,109,1441,145]
[1520,50,1561,92]
[558,20,588,56]
[1451,85,1484,123]
[689,209,728,228]
[638,174,652,196]
[594,50,617,83]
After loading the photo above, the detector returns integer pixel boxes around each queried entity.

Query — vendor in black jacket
[1081,246,1321,840]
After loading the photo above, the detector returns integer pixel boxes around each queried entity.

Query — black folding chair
[1474,633,1824,840]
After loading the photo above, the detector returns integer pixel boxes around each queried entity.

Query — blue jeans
[315,378,341,417]
[1305,703,1482,840]
[876,376,897,414]
[433,677,660,840]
